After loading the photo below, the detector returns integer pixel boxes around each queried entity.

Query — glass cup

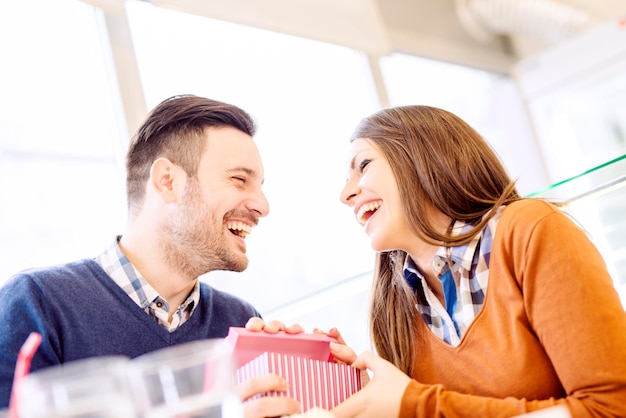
[15,356,137,418]
[127,339,242,418]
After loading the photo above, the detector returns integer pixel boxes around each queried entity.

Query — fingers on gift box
[225,327,364,411]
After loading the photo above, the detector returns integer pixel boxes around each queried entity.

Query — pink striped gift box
[226,327,364,412]
[234,352,362,411]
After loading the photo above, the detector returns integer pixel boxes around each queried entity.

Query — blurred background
[1,0,625,354]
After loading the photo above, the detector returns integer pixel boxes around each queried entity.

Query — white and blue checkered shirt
[404,207,503,346]
[95,237,200,332]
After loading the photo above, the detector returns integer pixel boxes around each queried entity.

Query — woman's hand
[330,351,411,418]
[245,317,305,334]
[236,374,301,418]
[314,327,358,365]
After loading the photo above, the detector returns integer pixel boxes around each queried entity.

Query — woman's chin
[368,236,388,253]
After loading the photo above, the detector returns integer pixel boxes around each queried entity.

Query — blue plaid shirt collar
[95,236,200,332]
[404,220,480,288]
[402,208,502,346]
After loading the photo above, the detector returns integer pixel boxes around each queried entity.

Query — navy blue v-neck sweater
[0,259,260,407]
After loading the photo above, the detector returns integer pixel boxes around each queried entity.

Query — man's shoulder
[198,282,254,304]
[197,282,258,314]
[190,282,260,337]
[3,259,103,293]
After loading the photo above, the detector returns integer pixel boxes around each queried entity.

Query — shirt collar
[96,236,200,315]
[404,219,483,278]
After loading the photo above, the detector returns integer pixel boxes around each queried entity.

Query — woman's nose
[339,178,359,205]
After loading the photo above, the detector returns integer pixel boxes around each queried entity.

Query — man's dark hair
[125,94,256,213]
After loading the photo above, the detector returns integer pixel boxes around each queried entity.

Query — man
[0,95,301,417]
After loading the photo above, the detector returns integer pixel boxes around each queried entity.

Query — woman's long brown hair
[350,105,521,376]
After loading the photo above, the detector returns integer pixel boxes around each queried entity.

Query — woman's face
[340,138,415,252]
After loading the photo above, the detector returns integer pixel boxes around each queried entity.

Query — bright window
[0,0,125,284]
[380,53,544,195]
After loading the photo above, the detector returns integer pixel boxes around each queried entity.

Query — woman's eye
[358,159,371,173]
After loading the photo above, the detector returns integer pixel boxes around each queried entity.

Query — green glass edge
[526,154,626,198]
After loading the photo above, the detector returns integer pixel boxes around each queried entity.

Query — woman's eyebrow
[349,156,358,170]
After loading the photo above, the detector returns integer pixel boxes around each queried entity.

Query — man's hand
[240,317,304,416]
[236,373,301,418]
[245,317,305,334]
[330,351,411,418]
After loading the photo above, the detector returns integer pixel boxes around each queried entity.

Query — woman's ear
[149,158,184,203]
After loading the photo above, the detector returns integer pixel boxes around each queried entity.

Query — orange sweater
[400,199,626,417]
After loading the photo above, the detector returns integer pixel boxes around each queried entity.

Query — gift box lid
[225,327,336,368]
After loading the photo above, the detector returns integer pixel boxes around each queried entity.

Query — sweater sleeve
[518,205,626,416]
[0,274,63,408]
[399,202,626,418]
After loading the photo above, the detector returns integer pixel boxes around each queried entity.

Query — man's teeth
[226,221,252,237]
[357,201,381,224]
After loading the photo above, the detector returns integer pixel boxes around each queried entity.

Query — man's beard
[159,181,248,279]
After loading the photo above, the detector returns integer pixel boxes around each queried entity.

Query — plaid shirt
[95,237,200,332]
[404,206,503,346]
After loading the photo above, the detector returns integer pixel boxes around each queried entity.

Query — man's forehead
[204,128,257,157]
[202,128,264,176]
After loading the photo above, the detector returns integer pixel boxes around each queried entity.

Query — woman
[329,105,626,417]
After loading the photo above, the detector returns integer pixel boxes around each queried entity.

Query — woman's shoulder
[494,199,571,241]
[501,198,561,222]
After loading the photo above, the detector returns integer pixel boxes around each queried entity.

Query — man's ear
[149,158,183,203]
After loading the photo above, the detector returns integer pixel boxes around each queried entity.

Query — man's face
[162,127,269,278]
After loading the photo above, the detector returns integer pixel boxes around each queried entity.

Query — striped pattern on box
[235,352,362,412]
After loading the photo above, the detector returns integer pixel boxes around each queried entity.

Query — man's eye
[358,159,371,173]
[233,176,246,183]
